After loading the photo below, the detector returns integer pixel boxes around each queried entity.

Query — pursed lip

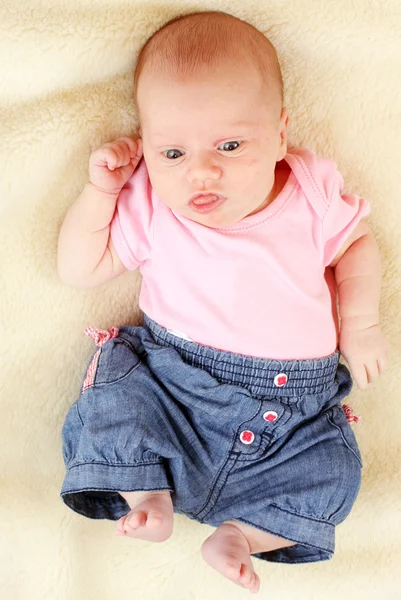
[188,192,226,214]
[189,191,225,205]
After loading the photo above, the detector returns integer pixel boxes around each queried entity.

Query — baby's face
[137,63,288,228]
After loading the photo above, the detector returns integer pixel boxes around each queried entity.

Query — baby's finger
[365,361,379,384]
[99,143,132,171]
[113,136,141,159]
[102,147,123,171]
[111,141,132,168]
[112,139,142,169]
[90,146,119,170]
[377,356,388,373]
[117,137,143,165]
[349,361,368,390]
[132,138,143,160]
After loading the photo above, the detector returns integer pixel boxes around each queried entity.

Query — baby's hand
[339,322,390,389]
[89,136,143,194]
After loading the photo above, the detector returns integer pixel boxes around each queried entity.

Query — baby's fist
[89,137,143,194]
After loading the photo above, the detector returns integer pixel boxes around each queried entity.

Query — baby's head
[134,11,288,228]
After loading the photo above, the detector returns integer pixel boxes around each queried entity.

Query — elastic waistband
[144,316,340,397]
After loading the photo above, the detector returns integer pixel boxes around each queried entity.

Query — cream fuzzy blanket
[1,0,400,598]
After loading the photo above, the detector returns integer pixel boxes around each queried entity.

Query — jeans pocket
[82,336,141,392]
[325,404,363,467]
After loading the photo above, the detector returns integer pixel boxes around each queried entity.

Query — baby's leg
[201,520,295,594]
[116,490,173,542]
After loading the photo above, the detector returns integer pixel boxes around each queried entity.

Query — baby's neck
[248,163,290,218]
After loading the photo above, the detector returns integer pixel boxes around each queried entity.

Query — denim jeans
[61,316,362,563]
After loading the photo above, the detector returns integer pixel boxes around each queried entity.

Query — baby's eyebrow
[151,128,253,147]
[149,121,253,144]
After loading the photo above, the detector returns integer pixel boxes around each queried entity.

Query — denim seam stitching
[193,410,253,519]
[62,485,173,496]
[195,401,263,518]
[194,455,239,522]
[269,503,335,525]
[238,402,293,461]
[237,516,333,551]
[67,459,165,469]
[325,410,363,467]
[75,403,84,427]
[87,337,142,388]
[233,400,266,458]
[93,359,142,388]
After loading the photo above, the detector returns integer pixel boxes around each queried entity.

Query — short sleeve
[110,159,156,270]
[322,167,371,267]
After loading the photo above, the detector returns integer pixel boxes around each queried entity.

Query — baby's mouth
[188,193,226,214]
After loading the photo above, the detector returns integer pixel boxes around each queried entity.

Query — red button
[274,373,288,387]
[240,430,255,445]
[263,411,278,422]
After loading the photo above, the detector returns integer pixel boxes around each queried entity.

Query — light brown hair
[133,11,283,114]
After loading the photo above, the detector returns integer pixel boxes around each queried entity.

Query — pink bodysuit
[110,148,370,359]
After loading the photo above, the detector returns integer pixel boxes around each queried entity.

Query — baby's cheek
[146,165,167,190]
[235,156,265,181]
[152,178,181,209]
[239,155,259,168]
[231,159,261,187]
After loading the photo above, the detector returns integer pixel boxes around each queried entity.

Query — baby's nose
[187,154,222,183]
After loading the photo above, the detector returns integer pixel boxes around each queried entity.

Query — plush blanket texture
[1,0,400,598]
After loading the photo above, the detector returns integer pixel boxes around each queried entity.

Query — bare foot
[201,522,260,593]
[116,490,173,543]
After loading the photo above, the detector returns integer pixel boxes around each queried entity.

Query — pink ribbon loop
[84,326,119,347]
[343,404,361,424]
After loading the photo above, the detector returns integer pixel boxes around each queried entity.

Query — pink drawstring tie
[82,326,119,392]
[84,326,119,347]
[342,404,361,424]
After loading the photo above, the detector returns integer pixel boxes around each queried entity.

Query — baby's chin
[173,198,255,227]
[180,207,244,229]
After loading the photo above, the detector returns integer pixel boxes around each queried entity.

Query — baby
[58,11,389,594]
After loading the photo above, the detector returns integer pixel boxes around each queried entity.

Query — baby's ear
[278,108,289,160]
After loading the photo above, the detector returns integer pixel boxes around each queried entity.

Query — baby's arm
[329,221,389,388]
[57,137,142,289]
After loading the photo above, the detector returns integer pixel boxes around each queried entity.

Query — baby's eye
[218,141,241,152]
[163,149,184,160]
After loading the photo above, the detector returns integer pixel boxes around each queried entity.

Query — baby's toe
[222,558,242,582]
[124,511,147,533]
[239,565,260,593]
[146,509,166,529]
[116,515,128,536]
